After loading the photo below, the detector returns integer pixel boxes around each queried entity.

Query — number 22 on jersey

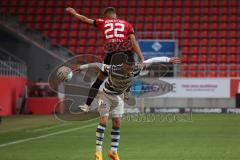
[104,23,125,39]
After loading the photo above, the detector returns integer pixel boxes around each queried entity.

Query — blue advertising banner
[138,40,177,59]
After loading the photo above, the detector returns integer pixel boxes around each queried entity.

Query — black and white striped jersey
[102,64,141,95]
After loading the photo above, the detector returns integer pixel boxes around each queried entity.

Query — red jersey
[94,18,134,43]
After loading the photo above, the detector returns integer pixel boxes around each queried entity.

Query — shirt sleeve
[94,19,105,29]
[79,63,103,70]
[127,23,135,35]
[144,57,170,64]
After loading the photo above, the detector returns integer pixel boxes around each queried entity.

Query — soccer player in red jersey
[66,7,144,111]
[66,7,144,160]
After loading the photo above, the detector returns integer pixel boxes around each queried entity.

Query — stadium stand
[0,0,239,77]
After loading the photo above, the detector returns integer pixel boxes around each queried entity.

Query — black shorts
[103,51,136,65]
[101,51,137,76]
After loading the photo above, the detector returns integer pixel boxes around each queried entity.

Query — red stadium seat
[201,23,209,30]
[189,55,198,63]
[229,38,237,46]
[199,55,207,63]
[218,72,228,77]
[192,31,200,38]
[191,39,199,46]
[229,64,237,71]
[209,55,217,63]
[209,31,217,38]
[200,31,208,38]
[229,55,237,63]
[199,64,206,71]
[200,47,208,55]
[200,39,208,46]
[229,31,238,38]
[219,31,227,38]
[218,64,228,71]
[219,55,227,63]
[209,47,217,54]
[180,72,189,77]
[181,55,188,63]
[189,47,198,54]
[197,72,205,77]
[229,72,237,77]
[229,47,237,55]
[189,64,198,71]
[181,47,189,54]
[180,64,189,71]
[206,72,217,77]
[208,64,217,71]
[188,72,198,77]
[219,47,227,54]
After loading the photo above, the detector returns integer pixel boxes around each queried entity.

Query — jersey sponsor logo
[104,40,132,53]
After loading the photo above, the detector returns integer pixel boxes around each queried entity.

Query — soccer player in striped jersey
[66,7,144,113]
[73,53,181,160]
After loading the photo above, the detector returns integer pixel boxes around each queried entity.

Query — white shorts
[98,92,124,118]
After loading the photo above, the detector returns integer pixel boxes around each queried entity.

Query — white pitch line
[32,123,70,132]
[0,123,97,148]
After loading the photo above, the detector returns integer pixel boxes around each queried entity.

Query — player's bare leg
[95,116,108,160]
[108,117,121,160]
[78,72,107,112]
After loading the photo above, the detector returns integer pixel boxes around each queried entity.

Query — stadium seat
[180,64,189,71]
[219,47,227,54]
[209,47,217,54]
[218,72,228,77]
[218,64,228,71]
[206,72,217,77]
[188,72,198,77]
[199,55,207,63]
[198,64,206,71]
[229,47,237,55]
[229,64,237,71]
[189,55,198,63]
[180,71,189,77]
[209,55,217,63]
[229,55,237,63]
[197,72,205,77]
[229,72,237,77]
[200,47,208,55]
[181,55,188,63]
[188,64,198,71]
[219,55,227,63]
[208,64,218,71]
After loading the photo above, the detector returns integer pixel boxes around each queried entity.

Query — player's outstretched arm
[66,7,94,25]
[139,57,181,76]
[129,34,145,63]
[142,57,181,68]
[71,63,107,73]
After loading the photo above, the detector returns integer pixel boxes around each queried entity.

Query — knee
[98,73,107,81]
[100,116,108,126]
[112,118,121,128]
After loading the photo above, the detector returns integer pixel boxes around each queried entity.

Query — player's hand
[71,64,81,73]
[66,7,77,15]
[170,57,181,64]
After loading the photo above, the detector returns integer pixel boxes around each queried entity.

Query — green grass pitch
[0,114,240,160]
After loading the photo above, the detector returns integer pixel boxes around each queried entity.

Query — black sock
[86,78,104,106]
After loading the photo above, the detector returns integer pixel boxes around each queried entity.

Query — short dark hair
[103,7,116,16]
